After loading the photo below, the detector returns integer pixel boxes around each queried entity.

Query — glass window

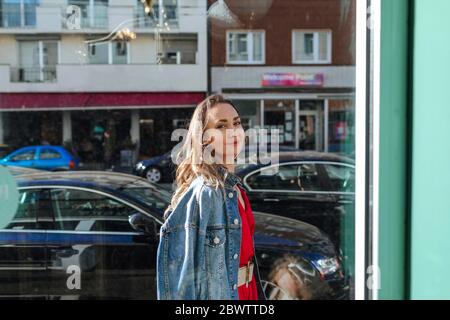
[233,100,261,130]
[246,163,322,192]
[135,0,178,28]
[50,188,137,232]
[15,40,58,82]
[68,0,108,29]
[39,148,61,160]
[293,30,332,64]
[227,31,264,64]
[0,0,380,301]
[0,0,38,27]
[87,40,128,64]
[322,163,355,193]
[10,149,35,161]
[1,189,51,230]
[263,100,296,148]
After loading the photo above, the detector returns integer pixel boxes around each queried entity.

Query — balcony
[0,4,37,28]
[62,4,108,30]
[134,3,178,29]
[0,63,206,92]
[10,66,57,83]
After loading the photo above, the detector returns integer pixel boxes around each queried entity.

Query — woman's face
[204,102,245,165]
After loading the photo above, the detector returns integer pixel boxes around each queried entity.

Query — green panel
[410,0,450,299]
[378,0,409,300]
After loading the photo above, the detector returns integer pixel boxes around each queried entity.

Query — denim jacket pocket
[205,228,226,248]
[204,227,229,299]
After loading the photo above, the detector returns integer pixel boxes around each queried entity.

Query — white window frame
[18,40,60,81]
[292,29,332,64]
[226,30,265,65]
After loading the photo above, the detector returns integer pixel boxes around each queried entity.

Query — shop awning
[0,92,206,111]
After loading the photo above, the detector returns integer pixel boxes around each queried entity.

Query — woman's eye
[234,121,241,126]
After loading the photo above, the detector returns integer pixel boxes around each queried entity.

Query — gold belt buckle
[245,260,251,288]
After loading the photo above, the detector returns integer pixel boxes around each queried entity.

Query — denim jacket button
[233,284,237,290]
[213,236,220,244]
[233,218,239,225]
[228,192,234,198]
[233,253,238,260]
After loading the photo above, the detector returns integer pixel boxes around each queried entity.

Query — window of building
[12,40,58,82]
[292,30,332,64]
[227,31,264,64]
[68,0,108,29]
[135,0,178,28]
[0,0,38,28]
[88,40,130,64]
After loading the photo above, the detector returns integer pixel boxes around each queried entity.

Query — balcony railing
[62,5,108,29]
[157,51,197,65]
[10,66,57,83]
[0,6,37,28]
[134,5,178,29]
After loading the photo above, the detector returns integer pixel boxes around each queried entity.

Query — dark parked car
[235,151,355,255]
[133,145,301,183]
[0,146,79,171]
[0,171,347,299]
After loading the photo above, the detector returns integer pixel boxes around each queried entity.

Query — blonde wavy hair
[163,94,241,220]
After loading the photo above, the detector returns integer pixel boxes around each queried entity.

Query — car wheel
[145,167,162,183]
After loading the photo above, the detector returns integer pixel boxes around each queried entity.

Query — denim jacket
[156,166,267,300]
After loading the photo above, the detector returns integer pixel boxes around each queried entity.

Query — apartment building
[209,0,356,155]
[0,0,207,166]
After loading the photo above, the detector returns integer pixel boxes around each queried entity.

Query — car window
[1,189,50,230]
[322,163,355,193]
[50,188,139,232]
[10,149,35,161]
[39,148,61,160]
[246,163,322,192]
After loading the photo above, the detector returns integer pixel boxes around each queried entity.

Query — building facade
[0,0,207,168]
[209,0,356,156]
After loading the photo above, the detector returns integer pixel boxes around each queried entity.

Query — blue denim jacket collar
[217,165,243,190]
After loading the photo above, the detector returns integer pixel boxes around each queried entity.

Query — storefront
[0,92,203,169]
[224,92,355,158]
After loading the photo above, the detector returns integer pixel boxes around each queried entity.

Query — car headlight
[312,257,340,276]
[135,162,145,171]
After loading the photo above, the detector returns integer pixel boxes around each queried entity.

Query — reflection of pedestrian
[80,137,94,161]
[267,255,313,300]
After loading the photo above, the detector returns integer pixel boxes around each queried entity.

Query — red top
[236,185,259,300]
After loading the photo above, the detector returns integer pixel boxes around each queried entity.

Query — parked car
[0,146,79,171]
[133,145,301,183]
[235,151,355,254]
[0,171,347,299]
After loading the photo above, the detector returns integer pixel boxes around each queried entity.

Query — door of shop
[298,111,319,151]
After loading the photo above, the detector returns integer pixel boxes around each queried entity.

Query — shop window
[233,100,261,130]
[263,100,295,148]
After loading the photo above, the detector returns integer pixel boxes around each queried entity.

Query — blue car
[0,146,79,171]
